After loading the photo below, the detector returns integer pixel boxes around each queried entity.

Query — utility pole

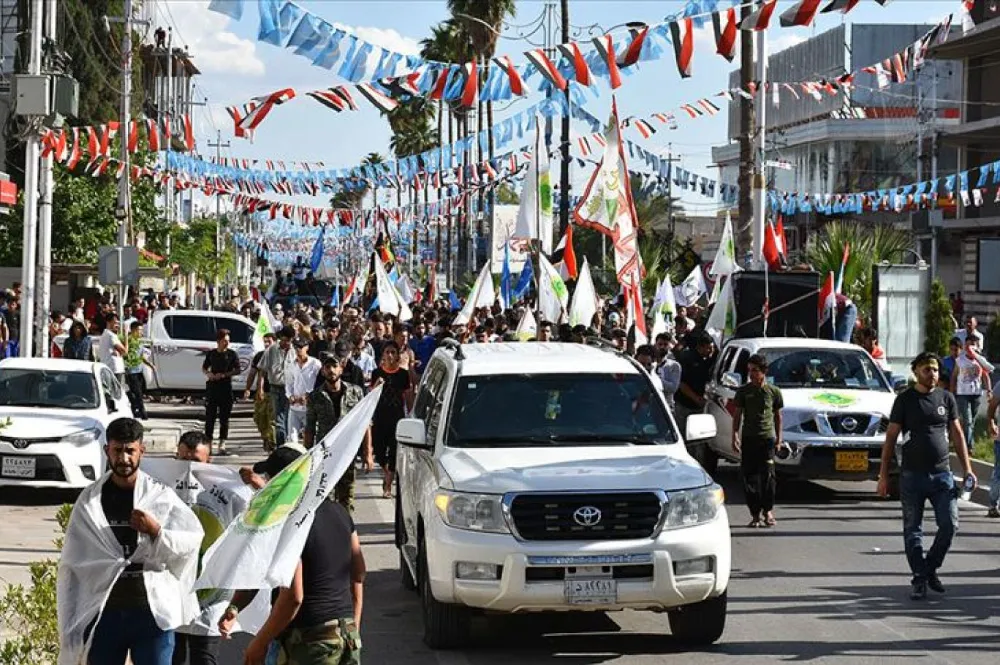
[558,0,570,237]
[662,147,681,267]
[113,0,135,325]
[35,0,56,357]
[736,2,755,268]
[164,27,173,284]
[18,0,44,357]
[751,17,768,267]
[208,130,230,307]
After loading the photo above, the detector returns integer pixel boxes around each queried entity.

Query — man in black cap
[334,340,367,390]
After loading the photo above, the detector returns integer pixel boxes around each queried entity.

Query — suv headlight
[433,490,510,534]
[62,427,102,446]
[663,485,725,530]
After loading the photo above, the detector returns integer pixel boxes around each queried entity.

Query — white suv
[394,342,731,649]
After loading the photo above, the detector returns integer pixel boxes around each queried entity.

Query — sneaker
[987,507,1000,518]
[927,574,945,594]
[216,444,235,457]
[910,580,928,600]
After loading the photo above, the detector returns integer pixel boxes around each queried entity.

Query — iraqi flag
[780,0,823,27]
[740,0,778,30]
[551,223,578,281]
[818,271,836,326]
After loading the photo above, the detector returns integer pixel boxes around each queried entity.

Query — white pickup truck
[394,342,731,649]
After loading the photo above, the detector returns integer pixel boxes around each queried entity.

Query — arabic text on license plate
[1,456,36,479]
[565,579,617,605]
[835,450,869,472]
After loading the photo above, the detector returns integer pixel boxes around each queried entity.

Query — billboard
[491,204,530,274]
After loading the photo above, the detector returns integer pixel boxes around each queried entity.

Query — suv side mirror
[720,372,742,389]
[685,414,717,442]
[397,418,431,450]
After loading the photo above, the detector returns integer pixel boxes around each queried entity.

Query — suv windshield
[760,347,889,391]
[447,373,677,447]
[0,369,99,409]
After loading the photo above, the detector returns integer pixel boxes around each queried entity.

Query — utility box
[12,75,51,116]
[52,76,79,118]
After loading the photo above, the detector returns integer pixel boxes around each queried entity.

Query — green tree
[169,217,235,283]
[495,183,519,205]
[924,278,955,356]
[805,221,913,321]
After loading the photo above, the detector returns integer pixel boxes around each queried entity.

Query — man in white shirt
[98,313,127,386]
[285,337,321,443]
[956,316,985,353]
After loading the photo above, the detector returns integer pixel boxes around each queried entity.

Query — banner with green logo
[195,386,383,591]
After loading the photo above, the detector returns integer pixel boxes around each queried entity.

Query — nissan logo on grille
[573,506,602,527]
[841,417,858,431]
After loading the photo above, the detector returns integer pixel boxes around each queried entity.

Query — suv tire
[419,539,470,649]
[668,591,727,645]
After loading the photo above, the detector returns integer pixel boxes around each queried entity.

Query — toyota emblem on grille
[841,417,858,431]
[11,439,28,450]
[573,506,602,527]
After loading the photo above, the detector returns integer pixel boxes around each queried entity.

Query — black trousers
[125,372,147,419]
[740,437,777,517]
[205,385,234,442]
[172,633,220,665]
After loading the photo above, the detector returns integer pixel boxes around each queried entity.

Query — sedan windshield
[0,369,99,409]
[447,373,677,447]
[760,348,889,391]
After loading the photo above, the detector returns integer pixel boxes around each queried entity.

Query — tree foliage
[924,279,955,356]
[168,217,235,283]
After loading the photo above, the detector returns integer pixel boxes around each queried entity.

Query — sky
[150,0,960,222]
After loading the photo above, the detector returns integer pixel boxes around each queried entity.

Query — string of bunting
[213,0,904,135]
[38,115,195,170]
[769,158,1000,216]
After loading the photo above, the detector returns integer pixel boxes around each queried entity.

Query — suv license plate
[565,579,617,605]
[1,457,36,479]
[835,450,869,472]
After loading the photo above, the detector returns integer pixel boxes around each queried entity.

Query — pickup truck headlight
[62,427,102,446]
[433,490,510,534]
[663,485,725,530]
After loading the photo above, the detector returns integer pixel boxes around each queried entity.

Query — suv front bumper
[424,512,731,613]
[775,433,889,481]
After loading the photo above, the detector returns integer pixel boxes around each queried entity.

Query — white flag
[397,273,417,304]
[650,275,676,338]
[514,116,554,255]
[675,266,708,306]
[709,212,739,277]
[252,300,278,351]
[538,253,569,324]
[374,258,413,321]
[195,386,383,591]
[568,258,598,328]
[705,275,737,346]
[515,308,538,341]
[142,459,269,635]
[453,262,495,326]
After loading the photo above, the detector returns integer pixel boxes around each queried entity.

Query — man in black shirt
[878,352,977,600]
[241,500,366,665]
[202,328,240,456]
[334,340,367,390]
[675,332,718,434]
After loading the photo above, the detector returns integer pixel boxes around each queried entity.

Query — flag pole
[534,115,543,327]
[762,221,770,338]
[831,271,837,341]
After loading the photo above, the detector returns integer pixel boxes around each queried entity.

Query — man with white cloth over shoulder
[57,417,204,665]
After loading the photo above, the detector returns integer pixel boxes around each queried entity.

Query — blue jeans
[900,470,958,583]
[88,608,174,665]
[269,385,289,446]
[990,441,1000,509]
[835,303,858,343]
[955,394,980,453]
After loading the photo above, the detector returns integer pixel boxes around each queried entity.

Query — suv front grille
[508,492,663,541]
[828,413,876,435]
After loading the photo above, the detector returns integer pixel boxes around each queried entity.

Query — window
[977,239,1000,293]
[164,316,215,342]
[0,369,99,409]
[412,363,442,419]
[760,347,889,391]
[715,347,737,383]
[446,373,677,447]
[424,369,450,445]
[733,350,750,381]
[216,319,253,345]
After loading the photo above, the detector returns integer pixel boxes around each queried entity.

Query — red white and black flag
[493,55,525,96]
[356,83,400,113]
[712,7,738,62]
[307,86,357,112]
[591,35,623,89]
[780,0,823,27]
[820,0,861,13]
[668,17,693,78]
[460,61,479,107]
[525,48,567,91]
[237,88,296,133]
[740,0,778,31]
[557,42,593,86]
[620,25,649,68]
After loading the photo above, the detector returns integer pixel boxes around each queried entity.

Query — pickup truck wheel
[668,591,727,645]
[419,540,470,649]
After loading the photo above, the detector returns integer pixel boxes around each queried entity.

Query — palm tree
[387,99,439,272]
[330,152,385,211]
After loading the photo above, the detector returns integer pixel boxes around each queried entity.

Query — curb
[950,453,995,507]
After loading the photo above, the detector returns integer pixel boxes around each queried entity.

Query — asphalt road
[2,415,998,665]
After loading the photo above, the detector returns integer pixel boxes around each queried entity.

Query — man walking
[877,352,977,600]
[124,321,155,420]
[98,312,128,387]
[246,332,277,452]
[57,418,203,665]
[304,355,372,512]
[259,326,295,446]
[286,337,321,443]
[202,329,240,456]
[731,353,784,528]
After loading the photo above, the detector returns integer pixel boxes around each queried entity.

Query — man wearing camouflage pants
[303,355,372,512]
[246,332,277,452]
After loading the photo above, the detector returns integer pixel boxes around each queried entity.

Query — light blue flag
[208,0,244,20]
[500,243,512,311]
[513,258,534,301]
[257,0,283,45]
[309,226,325,273]
[448,290,461,312]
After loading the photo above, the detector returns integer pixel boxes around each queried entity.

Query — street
[2,412,998,665]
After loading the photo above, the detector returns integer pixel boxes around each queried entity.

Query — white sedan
[0,358,132,489]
